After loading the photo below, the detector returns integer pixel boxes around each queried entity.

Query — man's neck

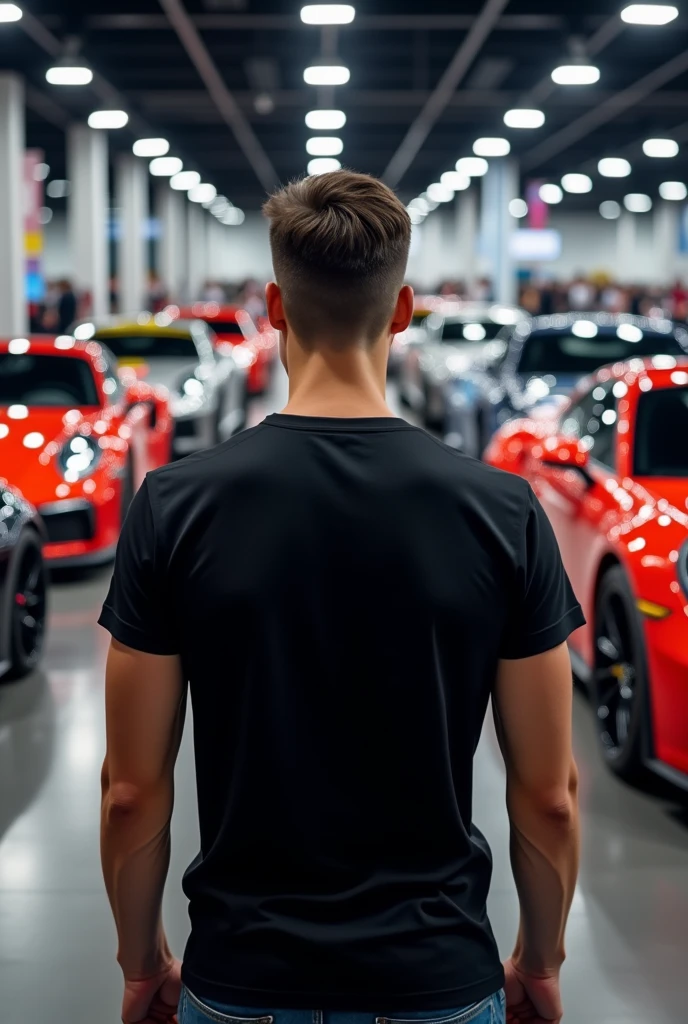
[282,343,394,419]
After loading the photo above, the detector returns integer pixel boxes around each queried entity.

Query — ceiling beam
[521,47,688,172]
[157,0,279,192]
[382,0,512,188]
[133,87,688,114]
[84,13,563,32]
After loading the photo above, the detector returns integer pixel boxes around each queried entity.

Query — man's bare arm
[493,643,580,977]
[100,638,185,980]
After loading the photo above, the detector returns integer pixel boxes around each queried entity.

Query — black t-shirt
[99,414,584,1011]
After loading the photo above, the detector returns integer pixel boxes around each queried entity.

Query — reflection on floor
[1,371,687,1023]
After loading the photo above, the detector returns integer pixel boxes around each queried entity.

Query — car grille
[39,501,95,544]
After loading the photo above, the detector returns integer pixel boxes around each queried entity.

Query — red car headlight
[57,435,102,482]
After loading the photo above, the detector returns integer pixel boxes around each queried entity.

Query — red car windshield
[634,386,688,477]
[203,321,243,335]
[0,353,99,406]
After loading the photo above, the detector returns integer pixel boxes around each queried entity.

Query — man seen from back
[99,170,582,1024]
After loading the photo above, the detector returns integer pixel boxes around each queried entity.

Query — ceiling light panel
[561,173,593,193]
[509,199,528,218]
[427,182,454,203]
[473,137,510,157]
[304,64,350,85]
[133,138,170,157]
[539,183,563,204]
[598,157,632,177]
[659,181,687,200]
[188,183,217,204]
[642,138,679,157]
[150,156,183,176]
[624,192,653,212]
[621,4,678,24]
[305,109,346,130]
[456,157,488,177]
[306,136,343,156]
[307,157,341,175]
[440,171,470,191]
[0,4,22,22]
[301,5,355,24]
[170,170,201,190]
[503,108,545,129]
[46,66,92,86]
[551,64,600,85]
[600,200,621,219]
[88,110,128,129]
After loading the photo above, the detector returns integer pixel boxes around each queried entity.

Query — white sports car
[72,317,249,456]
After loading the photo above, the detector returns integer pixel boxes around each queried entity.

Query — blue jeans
[178,988,506,1024]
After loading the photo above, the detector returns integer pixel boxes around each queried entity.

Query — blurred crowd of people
[29,276,267,332]
[28,271,688,334]
[429,274,688,320]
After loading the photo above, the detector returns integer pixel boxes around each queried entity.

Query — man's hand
[503,958,563,1023]
[122,958,182,1024]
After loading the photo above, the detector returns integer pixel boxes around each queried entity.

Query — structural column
[157,182,186,304]
[0,73,27,335]
[455,188,477,294]
[67,124,109,317]
[116,154,149,314]
[615,212,637,285]
[187,202,207,302]
[479,159,518,304]
[653,201,679,286]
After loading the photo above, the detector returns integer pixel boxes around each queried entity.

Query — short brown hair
[263,170,411,345]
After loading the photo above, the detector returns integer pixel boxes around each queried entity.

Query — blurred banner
[526,180,548,231]
[24,149,45,304]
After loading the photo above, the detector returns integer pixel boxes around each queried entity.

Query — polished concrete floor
[1,373,687,1023]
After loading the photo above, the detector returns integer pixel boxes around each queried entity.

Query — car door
[526,381,623,625]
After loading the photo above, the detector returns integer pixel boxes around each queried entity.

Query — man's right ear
[266,282,288,334]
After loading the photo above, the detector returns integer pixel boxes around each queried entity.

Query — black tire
[213,401,224,443]
[235,385,249,434]
[121,456,135,520]
[4,528,47,681]
[423,383,444,432]
[592,566,649,783]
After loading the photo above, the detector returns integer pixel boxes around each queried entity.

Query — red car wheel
[593,565,650,783]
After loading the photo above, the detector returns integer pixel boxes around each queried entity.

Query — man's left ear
[266,282,288,334]
[390,284,414,335]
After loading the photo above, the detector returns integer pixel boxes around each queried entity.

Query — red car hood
[0,407,88,503]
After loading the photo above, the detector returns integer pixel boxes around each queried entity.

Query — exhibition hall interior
[1,1,688,1022]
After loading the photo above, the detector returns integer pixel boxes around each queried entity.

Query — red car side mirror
[533,437,594,485]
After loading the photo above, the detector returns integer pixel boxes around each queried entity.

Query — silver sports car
[72,317,248,457]
[398,301,526,429]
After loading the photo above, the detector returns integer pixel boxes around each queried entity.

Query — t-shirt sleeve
[98,476,178,655]
[500,485,585,660]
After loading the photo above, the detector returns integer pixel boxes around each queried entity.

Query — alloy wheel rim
[594,593,636,757]
[14,545,46,665]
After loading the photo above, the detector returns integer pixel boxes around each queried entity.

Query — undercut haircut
[263,170,411,346]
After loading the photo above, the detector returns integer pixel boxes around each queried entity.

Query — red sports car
[0,336,173,566]
[485,355,688,788]
[176,303,278,395]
